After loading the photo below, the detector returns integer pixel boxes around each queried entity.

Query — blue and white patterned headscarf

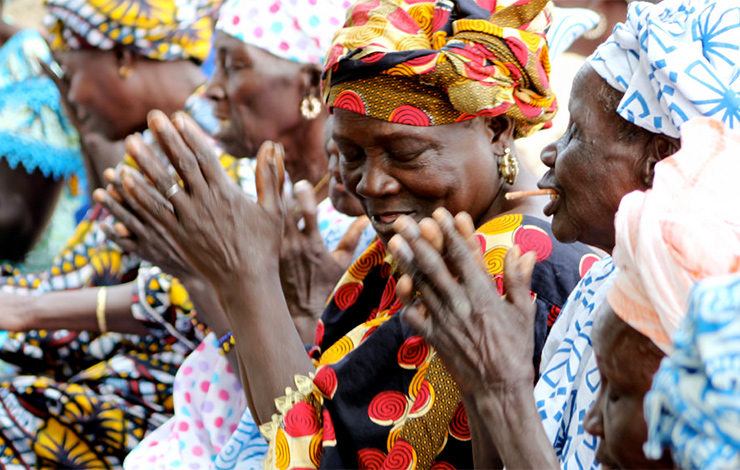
[587,0,740,138]
[0,29,82,180]
[644,274,740,470]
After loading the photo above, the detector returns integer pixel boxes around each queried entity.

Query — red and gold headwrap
[322,0,557,138]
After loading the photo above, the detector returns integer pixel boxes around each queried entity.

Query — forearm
[28,283,148,335]
[464,398,504,469]
[470,386,559,470]
[181,275,243,388]
[219,271,315,425]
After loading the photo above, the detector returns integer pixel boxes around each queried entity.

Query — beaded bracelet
[218,332,235,355]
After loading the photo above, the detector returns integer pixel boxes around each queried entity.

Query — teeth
[550,193,559,201]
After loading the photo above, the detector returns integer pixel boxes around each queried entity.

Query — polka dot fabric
[217,0,350,64]
[123,334,258,470]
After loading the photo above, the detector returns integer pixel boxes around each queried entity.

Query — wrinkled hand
[280,180,370,341]
[120,109,286,291]
[388,208,538,397]
[93,167,196,283]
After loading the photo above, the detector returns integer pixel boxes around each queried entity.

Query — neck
[280,115,330,193]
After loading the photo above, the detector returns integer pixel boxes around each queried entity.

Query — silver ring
[164,183,181,200]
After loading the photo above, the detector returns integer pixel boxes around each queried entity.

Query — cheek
[605,398,650,465]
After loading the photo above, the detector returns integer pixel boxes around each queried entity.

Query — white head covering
[587,0,740,138]
[216,0,350,64]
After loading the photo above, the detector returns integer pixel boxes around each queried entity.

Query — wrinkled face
[537,65,650,251]
[324,118,364,217]
[207,32,313,178]
[56,50,143,140]
[585,304,673,470]
[333,109,504,244]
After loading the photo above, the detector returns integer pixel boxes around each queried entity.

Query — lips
[369,211,415,235]
[537,173,562,217]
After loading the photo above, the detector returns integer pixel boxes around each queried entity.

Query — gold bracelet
[96,287,108,334]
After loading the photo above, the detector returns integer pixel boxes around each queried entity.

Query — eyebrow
[332,131,437,146]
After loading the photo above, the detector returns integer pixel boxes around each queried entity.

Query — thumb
[256,141,285,214]
[332,216,371,267]
[503,246,537,312]
[294,180,319,238]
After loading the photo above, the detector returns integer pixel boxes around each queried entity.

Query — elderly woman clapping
[108,0,601,467]
[390,0,740,468]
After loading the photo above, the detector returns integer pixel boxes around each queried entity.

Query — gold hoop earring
[498,147,518,185]
[300,94,322,120]
[118,65,133,79]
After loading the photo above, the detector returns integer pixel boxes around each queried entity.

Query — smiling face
[206,32,321,181]
[537,65,656,251]
[56,49,145,140]
[333,109,509,244]
[584,304,673,470]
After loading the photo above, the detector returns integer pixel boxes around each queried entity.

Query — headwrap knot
[323,0,557,137]
[588,0,740,137]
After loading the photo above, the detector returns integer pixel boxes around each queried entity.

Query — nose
[540,140,558,168]
[354,156,400,200]
[584,392,605,438]
[205,70,226,102]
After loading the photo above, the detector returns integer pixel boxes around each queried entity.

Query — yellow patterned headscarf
[323,0,557,138]
[44,0,221,63]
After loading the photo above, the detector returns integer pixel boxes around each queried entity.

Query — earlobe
[487,116,515,155]
[116,48,136,79]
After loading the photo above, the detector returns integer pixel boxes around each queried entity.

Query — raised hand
[388,208,538,397]
[120,109,286,291]
[280,180,370,342]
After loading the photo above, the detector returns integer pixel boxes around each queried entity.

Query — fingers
[395,274,416,306]
[172,111,229,187]
[93,188,147,240]
[503,247,537,312]
[432,208,490,291]
[455,212,486,271]
[400,303,433,339]
[256,141,285,213]
[418,218,443,253]
[120,168,180,231]
[101,223,138,253]
[148,110,207,199]
[125,134,187,213]
[293,180,319,238]
[333,215,371,254]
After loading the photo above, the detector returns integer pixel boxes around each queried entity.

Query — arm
[14,283,148,335]
[108,112,314,424]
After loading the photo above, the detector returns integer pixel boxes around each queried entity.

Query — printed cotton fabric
[644,274,740,470]
[44,0,221,63]
[259,215,598,469]
[0,29,81,180]
[587,0,740,138]
[322,0,557,136]
[216,0,350,65]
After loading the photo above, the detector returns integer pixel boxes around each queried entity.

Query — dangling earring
[300,94,322,120]
[498,147,518,185]
[118,65,133,79]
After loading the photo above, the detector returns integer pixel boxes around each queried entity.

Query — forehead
[332,109,483,147]
[593,303,663,391]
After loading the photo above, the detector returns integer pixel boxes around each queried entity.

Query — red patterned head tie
[322,0,557,138]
